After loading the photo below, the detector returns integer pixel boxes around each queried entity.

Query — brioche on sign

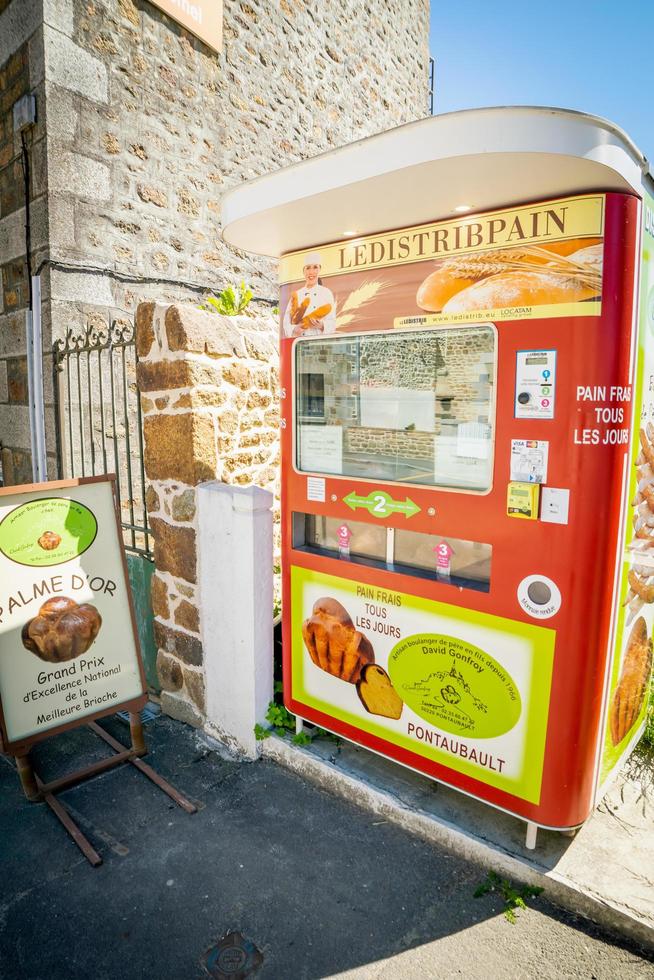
[22,597,102,664]
[302,597,374,683]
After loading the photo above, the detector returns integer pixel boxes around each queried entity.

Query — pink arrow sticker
[433,540,454,575]
[337,524,352,545]
[337,524,352,558]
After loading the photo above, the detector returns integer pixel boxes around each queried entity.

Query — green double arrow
[344,490,420,519]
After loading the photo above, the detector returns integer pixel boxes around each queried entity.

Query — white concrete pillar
[197,481,274,759]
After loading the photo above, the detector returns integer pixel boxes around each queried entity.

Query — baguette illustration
[298,303,332,329]
[609,617,652,746]
[291,296,310,324]
[289,291,298,321]
[302,597,374,683]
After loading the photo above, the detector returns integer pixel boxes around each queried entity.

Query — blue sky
[430,1,653,153]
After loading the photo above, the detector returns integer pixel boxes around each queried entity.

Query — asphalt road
[0,714,652,980]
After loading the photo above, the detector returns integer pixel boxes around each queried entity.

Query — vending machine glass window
[295,326,495,490]
[294,514,387,564]
[393,529,491,585]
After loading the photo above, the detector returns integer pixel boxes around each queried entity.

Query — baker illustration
[283,251,336,337]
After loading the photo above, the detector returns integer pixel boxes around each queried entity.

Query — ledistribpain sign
[279,194,605,328]
[0,477,146,750]
[148,0,222,53]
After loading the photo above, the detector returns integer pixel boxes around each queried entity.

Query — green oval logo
[0,497,98,567]
[388,633,521,739]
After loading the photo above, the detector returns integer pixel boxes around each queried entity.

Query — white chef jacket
[283,283,336,337]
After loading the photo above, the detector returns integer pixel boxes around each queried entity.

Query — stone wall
[1,0,430,488]
[136,301,279,726]
[0,0,50,483]
[44,0,431,323]
[0,0,429,482]
[345,427,435,460]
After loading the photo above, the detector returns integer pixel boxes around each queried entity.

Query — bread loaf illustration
[442,270,598,314]
[356,664,403,719]
[536,237,602,258]
[416,240,603,313]
[22,596,102,663]
[302,597,374,683]
[609,616,653,746]
[625,424,654,619]
[568,243,603,270]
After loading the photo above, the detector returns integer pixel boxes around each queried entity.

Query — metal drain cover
[202,932,263,979]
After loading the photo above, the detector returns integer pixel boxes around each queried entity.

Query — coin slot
[527,581,551,605]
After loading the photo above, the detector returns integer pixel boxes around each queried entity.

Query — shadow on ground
[0,714,652,980]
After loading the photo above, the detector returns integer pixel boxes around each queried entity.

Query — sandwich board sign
[0,476,147,754]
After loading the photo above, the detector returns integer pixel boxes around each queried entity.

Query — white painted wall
[197,481,274,759]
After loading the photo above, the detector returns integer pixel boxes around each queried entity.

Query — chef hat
[303,251,322,267]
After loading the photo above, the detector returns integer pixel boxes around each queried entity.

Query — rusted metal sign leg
[15,753,40,802]
[89,721,197,814]
[36,776,103,867]
[12,753,103,865]
[8,719,196,868]
[128,711,147,756]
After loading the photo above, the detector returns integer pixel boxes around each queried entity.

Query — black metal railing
[429,56,435,115]
[53,317,152,558]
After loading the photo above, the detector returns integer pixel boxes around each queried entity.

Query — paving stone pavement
[1,714,653,980]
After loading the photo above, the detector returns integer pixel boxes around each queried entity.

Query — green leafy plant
[273,563,282,620]
[254,682,339,746]
[473,871,543,924]
[200,281,253,316]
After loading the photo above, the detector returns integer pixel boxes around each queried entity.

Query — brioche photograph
[21,596,102,664]
[302,596,374,683]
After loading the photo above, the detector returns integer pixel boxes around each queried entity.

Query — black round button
[527,581,551,605]
[518,391,530,404]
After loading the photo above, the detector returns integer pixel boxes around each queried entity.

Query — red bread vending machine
[223,108,654,842]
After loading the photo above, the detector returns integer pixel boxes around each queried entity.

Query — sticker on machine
[292,567,555,804]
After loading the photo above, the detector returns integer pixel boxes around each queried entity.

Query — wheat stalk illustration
[335,280,389,327]
[438,245,602,293]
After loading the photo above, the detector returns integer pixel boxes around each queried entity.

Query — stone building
[0,0,431,485]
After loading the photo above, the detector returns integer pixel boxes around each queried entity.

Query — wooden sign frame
[0,474,196,865]
[0,475,148,756]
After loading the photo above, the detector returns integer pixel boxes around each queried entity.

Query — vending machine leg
[525,822,538,850]
[295,717,304,736]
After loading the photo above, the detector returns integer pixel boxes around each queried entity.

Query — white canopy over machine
[221,106,652,259]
